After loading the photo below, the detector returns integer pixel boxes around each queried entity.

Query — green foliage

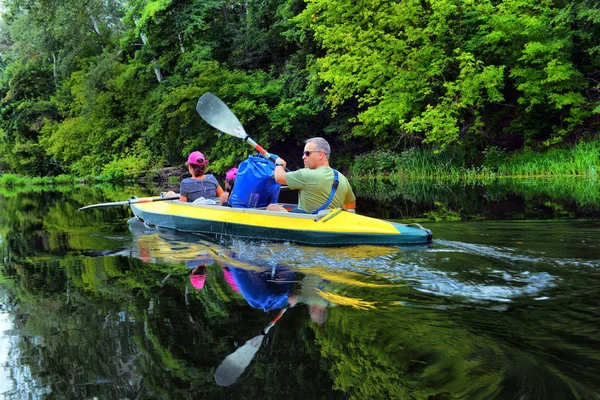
[0,173,78,186]
[1,0,600,180]
[353,147,470,178]
[495,140,600,177]
[0,173,24,186]
[98,141,154,182]
[351,150,403,175]
[53,174,78,184]
[294,0,599,150]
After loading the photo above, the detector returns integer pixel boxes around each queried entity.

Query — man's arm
[344,201,356,211]
[274,157,287,185]
[341,175,356,211]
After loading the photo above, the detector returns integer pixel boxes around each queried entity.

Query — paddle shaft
[244,136,275,163]
[78,196,180,211]
[263,307,287,335]
[244,136,291,172]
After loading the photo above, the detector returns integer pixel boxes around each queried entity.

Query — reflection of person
[287,274,329,325]
[267,137,356,214]
[226,266,295,312]
[166,151,224,202]
[187,256,241,293]
[186,255,214,290]
[187,250,331,324]
[220,167,238,206]
[218,257,329,324]
[189,264,208,290]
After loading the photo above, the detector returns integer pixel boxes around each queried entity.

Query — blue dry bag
[228,154,281,208]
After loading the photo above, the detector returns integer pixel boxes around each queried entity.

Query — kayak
[129,199,432,246]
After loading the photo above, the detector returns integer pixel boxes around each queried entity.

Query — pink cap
[187,151,207,165]
[190,273,207,290]
[226,168,238,180]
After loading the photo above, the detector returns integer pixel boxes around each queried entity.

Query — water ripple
[229,239,560,303]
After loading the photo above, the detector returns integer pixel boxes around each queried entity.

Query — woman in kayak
[166,151,224,202]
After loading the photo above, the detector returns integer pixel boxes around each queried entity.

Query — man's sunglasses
[303,150,321,157]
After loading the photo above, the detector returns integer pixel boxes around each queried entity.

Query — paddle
[196,92,289,170]
[214,307,287,386]
[78,196,179,211]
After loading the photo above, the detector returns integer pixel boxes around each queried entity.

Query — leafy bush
[0,174,21,186]
[98,144,155,182]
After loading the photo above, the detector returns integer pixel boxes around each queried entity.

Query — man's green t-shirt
[285,166,355,213]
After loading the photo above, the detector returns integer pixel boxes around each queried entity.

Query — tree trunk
[139,32,163,83]
[178,33,185,54]
[52,52,58,88]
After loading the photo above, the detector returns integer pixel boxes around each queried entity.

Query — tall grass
[352,141,600,180]
[352,148,472,179]
[494,141,600,177]
[0,173,79,186]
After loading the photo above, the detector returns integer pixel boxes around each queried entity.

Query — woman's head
[186,151,208,177]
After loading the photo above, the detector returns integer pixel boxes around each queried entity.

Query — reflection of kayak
[130,200,433,246]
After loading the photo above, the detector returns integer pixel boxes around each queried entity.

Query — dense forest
[0,0,599,180]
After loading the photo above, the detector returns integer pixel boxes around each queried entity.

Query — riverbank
[1,141,599,186]
[351,140,600,180]
[0,167,186,187]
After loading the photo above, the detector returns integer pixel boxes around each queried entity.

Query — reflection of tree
[314,307,505,400]
[352,178,600,221]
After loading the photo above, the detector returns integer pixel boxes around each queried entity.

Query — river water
[0,180,599,399]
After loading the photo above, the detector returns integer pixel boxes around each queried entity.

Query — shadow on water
[0,179,599,399]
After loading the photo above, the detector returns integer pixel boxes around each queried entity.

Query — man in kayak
[267,137,356,214]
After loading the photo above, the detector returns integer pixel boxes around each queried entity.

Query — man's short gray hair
[306,137,331,158]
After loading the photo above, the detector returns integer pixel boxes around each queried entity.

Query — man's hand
[275,157,287,169]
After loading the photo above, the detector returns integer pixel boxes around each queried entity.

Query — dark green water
[0,181,599,399]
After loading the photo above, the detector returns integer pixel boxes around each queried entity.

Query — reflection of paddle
[214,308,287,386]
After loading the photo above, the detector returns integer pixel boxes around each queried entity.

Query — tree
[293,0,599,151]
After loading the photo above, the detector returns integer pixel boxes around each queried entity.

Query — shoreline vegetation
[351,140,600,180]
[1,140,598,187]
[2,140,599,186]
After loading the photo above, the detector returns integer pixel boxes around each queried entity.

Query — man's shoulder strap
[313,169,339,214]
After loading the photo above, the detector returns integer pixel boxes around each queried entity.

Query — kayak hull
[130,200,432,246]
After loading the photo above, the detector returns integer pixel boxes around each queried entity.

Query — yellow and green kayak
[130,200,433,246]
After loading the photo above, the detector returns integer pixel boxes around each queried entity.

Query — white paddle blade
[196,93,247,139]
[214,335,265,386]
